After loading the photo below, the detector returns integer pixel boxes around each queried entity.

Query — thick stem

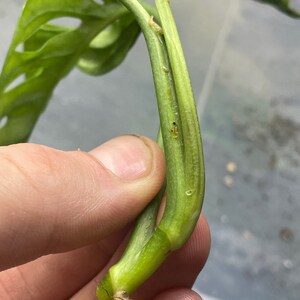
[97,1,205,298]
[155,0,205,248]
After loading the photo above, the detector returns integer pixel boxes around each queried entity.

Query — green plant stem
[97,2,174,297]
[97,0,205,299]
[155,0,205,248]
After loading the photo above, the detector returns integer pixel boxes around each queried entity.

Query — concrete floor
[1,1,299,299]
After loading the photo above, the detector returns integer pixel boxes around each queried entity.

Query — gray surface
[1,1,299,299]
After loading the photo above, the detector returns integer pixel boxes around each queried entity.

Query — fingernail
[90,136,153,180]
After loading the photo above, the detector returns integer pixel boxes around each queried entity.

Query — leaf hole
[90,24,119,48]
[15,43,24,52]
[93,0,104,5]
[48,17,82,29]
[0,116,8,129]
[4,74,26,93]
[291,0,300,11]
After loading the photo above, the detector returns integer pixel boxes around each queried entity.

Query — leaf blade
[0,0,132,145]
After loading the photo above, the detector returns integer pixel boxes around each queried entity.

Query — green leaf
[255,0,300,18]
[77,15,140,76]
[24,15,141,77]
[0,0,134,145]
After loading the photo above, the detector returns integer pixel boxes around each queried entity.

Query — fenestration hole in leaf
[4,74,26,93]
[48,17,82,29]
[90,24,117,49]
[291,1,300,12]
[0,116,8,129]
[15,43,23,52]
[93,0,104,5]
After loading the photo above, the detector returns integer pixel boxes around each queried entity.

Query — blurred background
[1,0,299,299]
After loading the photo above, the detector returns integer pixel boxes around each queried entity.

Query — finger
[0,228,128,300]
[153,288,203,300]
[71,214,210,300]
[0,135,165,270]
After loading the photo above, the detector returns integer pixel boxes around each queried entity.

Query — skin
[0,135,210,300]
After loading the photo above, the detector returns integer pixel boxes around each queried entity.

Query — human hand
[0,135,210,300]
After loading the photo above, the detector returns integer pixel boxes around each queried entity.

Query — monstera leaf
[255,0,300,17]
[77,16,140,75]
[0,0,145,145]
[0,0,298,146]
[25,14,140,76]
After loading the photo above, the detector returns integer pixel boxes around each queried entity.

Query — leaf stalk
[97,0,205,298]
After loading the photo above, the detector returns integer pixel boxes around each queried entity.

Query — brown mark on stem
[171,121,179,138]
[113,291,131,300]
[148,16,163,34]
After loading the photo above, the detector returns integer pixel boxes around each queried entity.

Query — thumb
[0,135,165,270]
